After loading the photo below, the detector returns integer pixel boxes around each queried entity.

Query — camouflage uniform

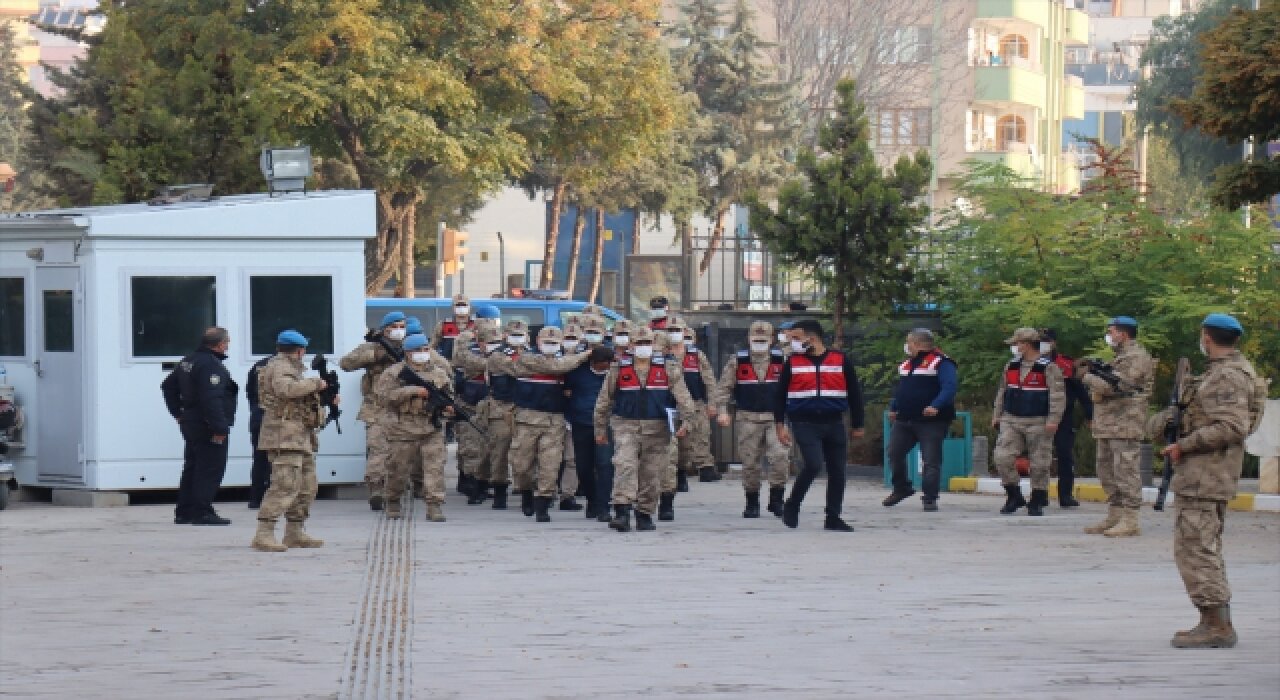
[992,354,1065,493]
[1081,340,1155,515]
[339,336,402,499]
[451,329,488,494]
[483,322,530,497]
[375,355,454,518]
[255,354,327,546]
[672,329,717,483]
[509,346,589,504]
[713,344,790,495]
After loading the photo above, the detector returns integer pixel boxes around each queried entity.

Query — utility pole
[496,231,506,298]
[435,220,446,299]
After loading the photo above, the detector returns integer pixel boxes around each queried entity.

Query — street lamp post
[496,231,506,298]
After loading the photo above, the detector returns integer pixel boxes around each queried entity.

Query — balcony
[977,0,1050,27]
[1063,75,1085,119]
[1066,8,1090,46]
[975,62,1046,108]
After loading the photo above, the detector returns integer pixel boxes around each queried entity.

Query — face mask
[1010,346,1022,358]
[633,345,654,359]
[1104,333,1116,347]
[683,340,694,349]
[454,305,470,316]
[903,343,912,356]
[751,341,770,353]
[409,352,430,364]
[668,331,683,343]
[585,332,603,344]
[507,335,526,346]
[651,309,667,319]
[564,340,581,352]
[790,339,807,353]
[614,334,630,347]
[387,328,407,341]
[485,342,502,353]
[540,343,560,355]
[1039,342,1052,355]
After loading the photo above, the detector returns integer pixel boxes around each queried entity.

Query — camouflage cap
[564,313,581,327]
[1004,327,1041,345]
[632,326,656,343]
[563,323,584,339]
[749,320,774,339]
[505,319,529,335]
[582,316,606,333]
[479,326,502,343]
[613,319,635,336]
[666,315,687,331]
[452,293,470,305]
[683,327,695,340]
[538,326,563,343]
[581,304,606,317]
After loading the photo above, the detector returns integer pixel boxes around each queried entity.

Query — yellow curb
[948,477,977,493]
[1228,493,1254,512]
[1073,484,1109,503]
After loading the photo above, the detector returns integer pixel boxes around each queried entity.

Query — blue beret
[403,333,428,351]
[381,311,406,328]
[474,304,501,319]
[277,329,309,347]
[1202,313,1243,334]
[405,316,423,334]
[1108,316,1138,329]
[777,321,794,330]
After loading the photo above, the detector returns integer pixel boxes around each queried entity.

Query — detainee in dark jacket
[244,355,273,508]
[884,328,958,511]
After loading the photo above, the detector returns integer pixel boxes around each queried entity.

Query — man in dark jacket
[564,329,616,520]
[161,327,238,525]
[245,354,273,508]
[1039,328,1092,507]
[883,329,958,512]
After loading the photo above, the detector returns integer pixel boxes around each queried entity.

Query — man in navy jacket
[883,329,958,512]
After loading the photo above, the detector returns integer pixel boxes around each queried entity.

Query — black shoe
[922,498,939,512]
[468,479,489,505]
[455,473,470,495]
[597,506,612,523]
[559,497,584,511]
[520,489,535,517]
[743,491,761,518]
[782,498,799,529]
[677,471,690,493]
[699,466,721,482]
[823,516,854,532]
[1060,496,1080,508]
[609,504,632,532]
[584,500,599,519]
[767,487,786,517]
[882,488,916,507]
[247,500,261,510]
[369,495,385,511]
[1028,489,1047,517]
[190,512,231,526]
[1000,484,1027,515]
[635,512,656,531]
[658,492,675,521]
[491,484,509,510]
[174,514,192,525]
[534,496,552,523]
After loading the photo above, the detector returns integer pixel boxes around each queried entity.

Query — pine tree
[749,80,931,343]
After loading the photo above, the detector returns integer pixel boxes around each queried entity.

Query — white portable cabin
[0,190,374,492]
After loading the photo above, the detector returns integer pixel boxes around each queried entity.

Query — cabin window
[131,276,217,357]
[250,276,334,355]
[0,277,23,357]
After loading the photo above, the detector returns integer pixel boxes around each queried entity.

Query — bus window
[503,308,545,327]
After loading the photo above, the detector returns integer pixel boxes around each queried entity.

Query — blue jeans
[888,419,950,500]
[571,422,614,507]
[788,421,848,517]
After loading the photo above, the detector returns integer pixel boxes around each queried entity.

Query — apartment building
[1,0,39,83]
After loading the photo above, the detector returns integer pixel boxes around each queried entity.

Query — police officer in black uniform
[245,354,273,508]
[161,327,238,525]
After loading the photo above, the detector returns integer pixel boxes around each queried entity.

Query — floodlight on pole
[259,146,313,196]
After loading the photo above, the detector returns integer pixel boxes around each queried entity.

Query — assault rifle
[310,354,342,433]
[1084,358,1144,398]
[397,365,487,436]
[1155,357,1191,511]
[364,328,404,362]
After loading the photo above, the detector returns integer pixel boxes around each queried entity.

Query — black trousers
[888,419,950,500]
[176,422,229,518]
[1053,421,1077,501]
[248,423,272,507]
[570,422,614,507]
[788,420,848,517]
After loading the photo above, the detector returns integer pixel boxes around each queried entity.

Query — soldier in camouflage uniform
[339,311,406,510]
[1080,316,1156,537]
[1157,314,1266,649]
[432,294,478,495]
[482,320,529,510]
[611,319,635,354]
[714,321,790,518]
[375,333,454,522]
[594,326,697,532]
[452,326,490,503]
[991,327,1065,517]
[251,330,332,552]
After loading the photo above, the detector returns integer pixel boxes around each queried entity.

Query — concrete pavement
[2,469,1278,699]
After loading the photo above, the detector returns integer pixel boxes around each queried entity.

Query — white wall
[454,187,547,299]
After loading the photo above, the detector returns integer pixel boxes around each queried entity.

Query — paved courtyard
[2,468,1278,699]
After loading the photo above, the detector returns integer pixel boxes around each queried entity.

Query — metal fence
[684,232,825,310]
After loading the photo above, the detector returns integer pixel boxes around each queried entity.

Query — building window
[0,277,23,357]
[999,34,1029,62]
[43,290,75,353]
[877,109,931,147]
[878,26,931,65]
[131,276,217,357]
[997,115,1027,151]
[250,276,334,356]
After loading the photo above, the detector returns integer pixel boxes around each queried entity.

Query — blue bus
[364,298,624,335]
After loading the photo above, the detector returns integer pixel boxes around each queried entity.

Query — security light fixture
[260,146,313,196]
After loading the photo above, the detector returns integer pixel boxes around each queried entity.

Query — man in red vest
[991,327,1065,516]
[884,328,958,512]
[774,319,865,531]
[715,320,791,518]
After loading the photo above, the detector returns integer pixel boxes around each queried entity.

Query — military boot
[1084,506,1121,535]
[520,489,535,516]
[1172,606,1237,648]
[491,484,509,510]
[1027,489,1048,517]
[251,520,287,552]
[468,479,489,505]
[635,511,656,531]
[597,504,613,523]
[282,520,324,548]
[658,492,675,521]
[426,503,446,522]
[677,470,690,493]
[999,484,1027,515]
[699,466,721,482]
[455,473,470,495]
[1103,508,1141,537]
[584,500,600,519]
[609,504,632,532]
[559,496,583,511]
[767,487,786,517]
[534,496,552,523]
[743,491,761,519]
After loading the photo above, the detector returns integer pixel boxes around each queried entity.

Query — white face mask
[564,340,581,352]
[614,334,631,347]
[668,331,683,342]
[790,339,807,353]
[1010,346,1022,358]
[903,343,912,356]
[585,332,603,344]
[1039,342,1052,355]
[387,327,407,341]
[751,341,770,353]
[633,345,654,358]
[651,309,667,320]
[454,305,470,316]
[507,334,526,346]
[485,342,502,353]
[683,340,694,349]
[1104,333,1116,347]
[777,333,787,343]
[590,366,608,376]
[540,343,560,355]
[409,351,430,364]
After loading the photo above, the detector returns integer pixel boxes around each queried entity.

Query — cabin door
[35,266,84,482]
